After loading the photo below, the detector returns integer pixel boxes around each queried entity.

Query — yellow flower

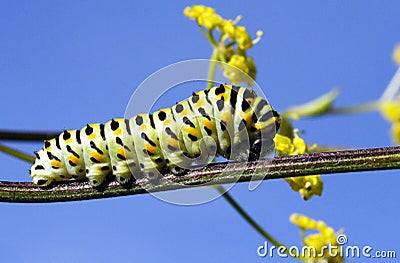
[235,26,253,49]
[274,129,307,155]
[290,213,318,229]
[292,131,307,154]
[381,99,400,143]
[184,5,261,84]
[274,130,323,200]
[223,54,257,85]
[221,20,236,38]
[381,101,400,122]
[184,5,222,30]
[224,55,247,84]
[197,12,223,30]
[225,54,247,76]
[290,214,343,263]
[393,44,400,66]
[183,5,215,20]
[274,133,295,154]
[285,175,323,200]
[228,54,247,70]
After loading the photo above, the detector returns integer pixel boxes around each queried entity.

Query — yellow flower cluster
[381,100,400,144]
[224,55,256,85]
[184,6,255,49]
[184,5,262,85]
[381,43,400,142]
[393,44,400,66]
[290,214,343,263]
[184,5,223,30]
[274,130,323,200]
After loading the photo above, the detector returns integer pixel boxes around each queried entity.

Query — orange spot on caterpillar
[51,160,60,168]
[69,155,79,165]
[146,144,155,155]
[117,148,125,158]
[244,113,252,124]
[188,127,198,137]
[88,133,96,140]
[91,152,102,162]
[203,119,212,130]
[115,128,122,136]
[167,138,179,148]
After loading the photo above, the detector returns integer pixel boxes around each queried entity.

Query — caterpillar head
[30,149,55,187]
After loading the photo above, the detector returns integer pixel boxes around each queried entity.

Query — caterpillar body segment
[104,118,139,184]
[59,130,86,180]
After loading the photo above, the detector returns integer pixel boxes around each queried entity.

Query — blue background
[0,1,399,262]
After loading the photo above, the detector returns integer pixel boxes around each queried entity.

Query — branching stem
[0,144,35,163]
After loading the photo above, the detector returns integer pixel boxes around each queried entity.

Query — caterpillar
[30,84,280,187]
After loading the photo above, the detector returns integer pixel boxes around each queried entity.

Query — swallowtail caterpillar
[30,84,280,187]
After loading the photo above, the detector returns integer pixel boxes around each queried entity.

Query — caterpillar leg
[113,172,131,184]
[170,166,187,176]
[248,138,276,161]
[85,173,107,187]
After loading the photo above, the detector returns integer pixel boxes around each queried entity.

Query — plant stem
[215,185,304,260]
[215,185,284,247]
[1,146,400,203]
[207,49,220,89]
[198,25,218,47]
[0,130,58,141]
[0,143,35,163]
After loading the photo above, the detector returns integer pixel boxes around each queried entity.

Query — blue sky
[0,1,399,262]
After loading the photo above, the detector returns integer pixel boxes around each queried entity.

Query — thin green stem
[1,146,400,203]
[215,185,284,246]
[198,25,218,48]
[225,41,236,48]
[215,185,304,260]
[218,51,227,64]
[207,49,220,89]
[300,229,305,244]
[0,143,35,163]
